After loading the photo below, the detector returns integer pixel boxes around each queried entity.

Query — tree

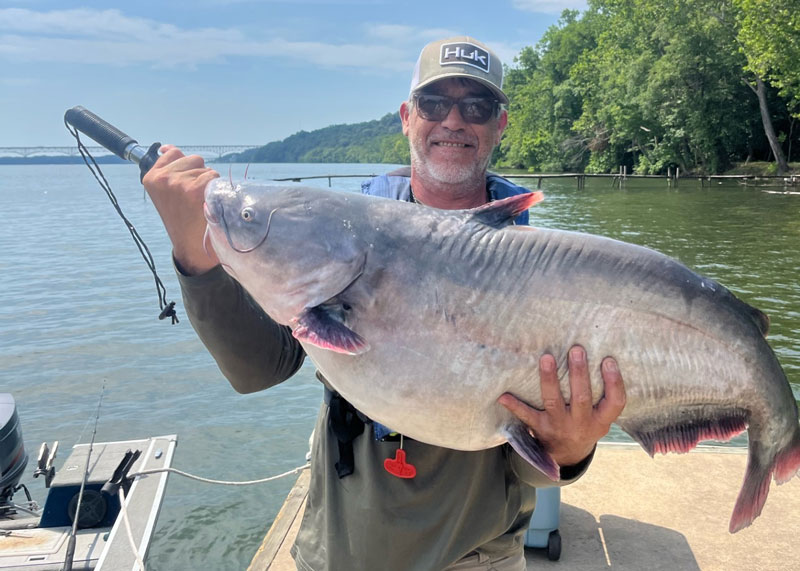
[733,0,799,172]
[501,0,796,173]
[500,10,602,171]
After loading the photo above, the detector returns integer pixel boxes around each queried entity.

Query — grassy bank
[723,162,799,176]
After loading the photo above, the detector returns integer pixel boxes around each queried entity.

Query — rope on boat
[118,488,146,571]
[114,463,310,570]
[127,463,310,485]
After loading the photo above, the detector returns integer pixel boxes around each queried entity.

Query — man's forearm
[177,263,305,393]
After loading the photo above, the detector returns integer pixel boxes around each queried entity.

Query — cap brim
[411,73,509,105]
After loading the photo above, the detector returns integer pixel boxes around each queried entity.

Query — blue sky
[0,0,587,147]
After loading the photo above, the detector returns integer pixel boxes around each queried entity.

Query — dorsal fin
[468,192,544,228]
[748,306,770,337]
[712,279,770,337]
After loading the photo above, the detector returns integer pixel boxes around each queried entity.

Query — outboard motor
[0,394,28,506]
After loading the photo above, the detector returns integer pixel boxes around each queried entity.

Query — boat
[1,394,177,570]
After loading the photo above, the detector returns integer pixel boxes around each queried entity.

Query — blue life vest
[361,166,531,226]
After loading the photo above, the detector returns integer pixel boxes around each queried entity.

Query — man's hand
[498,345,626,468]
[142,145,221,275]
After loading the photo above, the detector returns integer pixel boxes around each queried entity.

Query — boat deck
[250,442,800,570]
[0,435,177,571]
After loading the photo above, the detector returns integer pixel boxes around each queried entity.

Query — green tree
[500,10,602,171]
[735,0,800,115]
[232,113,406,164]
[501,0,796,174]
[733,0,799,173]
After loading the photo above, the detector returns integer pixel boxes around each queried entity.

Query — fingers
[138,145,221,275]
[500,346,625,469]
[567,346,593,423]
[497,352,567,434]
[596,357,626,424]
[497,393,536,427]
[539,353,565,413]
[501,346,625,429]
[146,145,209,181]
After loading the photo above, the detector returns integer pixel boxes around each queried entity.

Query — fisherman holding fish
[143,37,626,571]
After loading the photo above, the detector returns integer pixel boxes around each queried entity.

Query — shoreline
[2,157,797,177]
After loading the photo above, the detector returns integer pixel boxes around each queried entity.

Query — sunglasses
[413,94,499,125]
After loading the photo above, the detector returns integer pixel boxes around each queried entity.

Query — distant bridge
[0,145,260,159]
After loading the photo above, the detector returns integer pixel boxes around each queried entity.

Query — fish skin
[203,180,800,533]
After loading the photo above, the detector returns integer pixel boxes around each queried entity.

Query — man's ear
[495,108,508,145]
[400,101,411,137]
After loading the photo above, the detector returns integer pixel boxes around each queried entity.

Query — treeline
[228,1,797,175]
[228,112,409,164]
[497,0,799,174]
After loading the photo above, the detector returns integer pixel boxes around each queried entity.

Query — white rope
[117,488,146,571]
[111,462,309,567]
[127,463,310,486]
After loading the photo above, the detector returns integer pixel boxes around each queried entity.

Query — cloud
[488,41,528,69]
[0,8,412,71]
[203,0,385,4]
[365,24,457,43]
[512,0,588,15]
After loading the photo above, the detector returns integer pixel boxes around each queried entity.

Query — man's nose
[440,101,467,129]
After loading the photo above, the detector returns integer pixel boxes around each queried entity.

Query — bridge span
[0,145,260,159]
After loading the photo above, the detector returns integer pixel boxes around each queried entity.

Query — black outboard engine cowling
[0,394,28,505]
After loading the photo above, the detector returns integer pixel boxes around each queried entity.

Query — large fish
[203,180,800,533]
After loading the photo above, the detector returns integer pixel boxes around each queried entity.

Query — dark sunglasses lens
[415,95,496,124]
[460,98,496,124]
[416,95,452,121]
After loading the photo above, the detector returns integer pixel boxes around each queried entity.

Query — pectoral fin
[293,306,369,355]
[503,422,560,481]
[469,192,544,228]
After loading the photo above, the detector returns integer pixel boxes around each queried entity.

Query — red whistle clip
[384,449,416,479]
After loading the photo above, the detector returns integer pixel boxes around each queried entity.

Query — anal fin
[292,306,369,355]
[503,423,560,481]
[618,408,748,456]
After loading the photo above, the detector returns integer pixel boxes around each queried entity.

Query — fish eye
[241,207,255,221]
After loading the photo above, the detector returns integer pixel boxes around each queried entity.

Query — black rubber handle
[64,106,138,160]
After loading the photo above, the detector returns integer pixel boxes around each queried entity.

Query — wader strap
[325,387,365,478]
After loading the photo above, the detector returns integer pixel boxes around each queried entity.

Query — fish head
[204,179,368,325]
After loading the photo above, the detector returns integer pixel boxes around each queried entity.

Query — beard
[408,136,492,187]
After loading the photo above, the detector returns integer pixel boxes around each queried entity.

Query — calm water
[2,164,798,570]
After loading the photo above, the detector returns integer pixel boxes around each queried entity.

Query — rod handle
[64,106,137,160]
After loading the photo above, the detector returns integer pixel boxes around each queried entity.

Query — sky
[0,0,588,148]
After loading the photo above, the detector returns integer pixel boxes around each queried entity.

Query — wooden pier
[272,174,379,187]
[270,172,799,190]
[502,171,800,190]
[250,442,800,570]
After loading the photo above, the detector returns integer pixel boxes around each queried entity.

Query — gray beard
[409,144,489,188]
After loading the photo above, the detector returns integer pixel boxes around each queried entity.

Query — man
[143,36,625,571]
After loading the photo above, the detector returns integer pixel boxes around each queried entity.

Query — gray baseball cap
[409,36,508,105]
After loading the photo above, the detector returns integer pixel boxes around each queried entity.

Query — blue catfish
[203,180,800,533]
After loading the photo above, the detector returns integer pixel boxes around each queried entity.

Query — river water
[2,163,798,570]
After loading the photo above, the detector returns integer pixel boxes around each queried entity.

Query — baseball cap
[409,36,508,105]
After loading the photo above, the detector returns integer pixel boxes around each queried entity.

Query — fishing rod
[63,383,105,571]
[63,106,178,323]
[64,106,159,181]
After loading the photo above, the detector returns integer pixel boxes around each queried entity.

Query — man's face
[400,78,507,187]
